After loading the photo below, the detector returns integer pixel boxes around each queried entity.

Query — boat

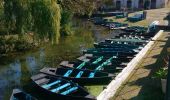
[83,49,137,57]
[104,40,146,45]
[122,26,147,33]
[40,67,115,85]
[119,32,154,37]
[59,61,123,74]
[77,54,133,63]
[83,48,140,54]
[10,89,37,100]
[94,42,144,49]
[31,73,96,100]
[104,22,128,30]
[60,56,127,73]
[117,34,152,39]
[114,35,150,40]
[105,37,149,43]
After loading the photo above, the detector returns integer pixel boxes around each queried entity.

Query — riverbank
[113,31,170,100]
[110,8,170,100]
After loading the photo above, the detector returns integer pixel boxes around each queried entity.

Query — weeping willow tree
[4,0,61,44]
[31,0,61,44]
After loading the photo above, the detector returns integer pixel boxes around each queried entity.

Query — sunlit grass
[85,85,104,96]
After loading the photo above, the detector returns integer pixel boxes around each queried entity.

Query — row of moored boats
[10,26,157,100]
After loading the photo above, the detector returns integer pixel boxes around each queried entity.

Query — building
[113,0,169,10]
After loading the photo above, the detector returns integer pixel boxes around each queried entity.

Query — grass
[85,85,104,96]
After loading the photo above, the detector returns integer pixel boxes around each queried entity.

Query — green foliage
[59,0,97,16]
[60,10,73,35]
[0,36,35,54]
[3,0,61,44]
[154,68,168,79]
[31,0,61,44]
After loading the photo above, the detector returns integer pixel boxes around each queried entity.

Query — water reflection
[26,56,37,75]
[0,60,22,100]
[39,48,45,63]
[0,20,119,99]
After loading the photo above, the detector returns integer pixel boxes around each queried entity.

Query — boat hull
[31,74,96,100]
[40,67,115,85]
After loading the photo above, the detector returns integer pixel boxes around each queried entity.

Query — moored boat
[59,56,127,73]
[77,54,133,63]
[83,48,140,54]
[40,67,115,85]
[83,49,137,57]
[105,38,149,43]
[94,42,144,49]
[31,73,96,100]
[10,89,37,100]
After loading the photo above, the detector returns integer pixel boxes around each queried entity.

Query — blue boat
[94,42,144,49]
[60,56,126,73]
[122,26,147,33]
[77,54,133,63]
[83,48,139,54]
[31,73,96,100]
[40,67,115,85]
[83,49,137,57]
[10,89,37,100]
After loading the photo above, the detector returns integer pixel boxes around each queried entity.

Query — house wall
[156,0,166,8]
[113,0,166,9]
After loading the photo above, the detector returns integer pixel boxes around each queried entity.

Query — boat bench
[63,70,73,77]
[42,80,61,89]
[51,83,71,93]
[75,71,84,78]
[61,87,78,95]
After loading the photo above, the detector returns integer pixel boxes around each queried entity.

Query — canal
[0,19,122,100]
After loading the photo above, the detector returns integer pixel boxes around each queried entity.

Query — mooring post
[165,55,170,100]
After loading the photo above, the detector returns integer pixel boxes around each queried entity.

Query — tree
[59,0,98,16]
[3,0,61,44]
[31,0,61,44]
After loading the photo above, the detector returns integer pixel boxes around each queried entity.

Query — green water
[0,20,121,100]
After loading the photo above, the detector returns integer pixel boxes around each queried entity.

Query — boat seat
[60,87,78,95]
[63,70,73,77]
[51,83,71,93]
[42,80,61,89]
[76,62,86,69]
[75,71,84,78]
[35,78,49,86]
[95,65,102,70]
[88,72,95,78]
[92,56,103,64]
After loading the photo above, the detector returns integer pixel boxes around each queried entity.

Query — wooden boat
[83,50,137,57]
[40,67,115,85]
[104,22,128,30]
[60,56,127,73]
[10,89,37,100]
[83,48,140,54]
[77,54,133,63]
[94,42,144,49]
[104,40,146,45]
[117,34,152,39]
[60,61,124,74]
[105,37,149,43]
[122,26,147,33]
[31,73,96,100]
[114,35,150,40]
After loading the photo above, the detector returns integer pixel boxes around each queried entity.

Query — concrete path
[146,8,170,25]
[113,32,170,100]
